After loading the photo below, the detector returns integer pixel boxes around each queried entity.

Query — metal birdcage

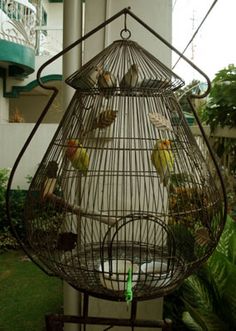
[7,7,226,315]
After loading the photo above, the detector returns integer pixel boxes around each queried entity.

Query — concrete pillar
[62,1,83,331]
[62,1,172,330]
[0,79,9,123]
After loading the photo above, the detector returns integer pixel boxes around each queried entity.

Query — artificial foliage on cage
[7,15,226,303]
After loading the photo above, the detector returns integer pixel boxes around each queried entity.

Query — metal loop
[120,28,131,40]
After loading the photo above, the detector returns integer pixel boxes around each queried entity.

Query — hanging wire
[172,0,218,69]
[120,10,131,39]
[172,0,179,11]
[124,12,127,30]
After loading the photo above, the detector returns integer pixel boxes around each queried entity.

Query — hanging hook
[120,11,131,39]
[124,12,127,30]
[120,28,131,40]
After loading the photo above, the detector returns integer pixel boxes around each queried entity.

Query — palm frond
[216,215,236,258]
[183,300,228,331]
[182,311,203,331]
[182,275,229,331]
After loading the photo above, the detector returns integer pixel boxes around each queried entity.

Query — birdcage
[7,6,226,317]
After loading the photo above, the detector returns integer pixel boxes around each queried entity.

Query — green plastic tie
[125,267,133,304]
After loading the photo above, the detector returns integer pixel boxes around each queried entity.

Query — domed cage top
[66,39,184,93]
[7,8,227,303]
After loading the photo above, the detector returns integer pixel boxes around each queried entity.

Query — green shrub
[164,215,236,330]
[0,168,26,252]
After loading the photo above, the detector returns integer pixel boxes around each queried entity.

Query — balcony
[0,0,36,77]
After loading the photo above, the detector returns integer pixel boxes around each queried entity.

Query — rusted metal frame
[45,294,172,330]
[45,314,172,330]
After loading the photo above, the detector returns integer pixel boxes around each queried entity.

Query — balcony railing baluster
[0,0,36,48]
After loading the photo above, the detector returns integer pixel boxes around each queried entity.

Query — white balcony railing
[0,0,36,48]
[191,125,236,177]
[35,26,63,56]
[0,0,63,56]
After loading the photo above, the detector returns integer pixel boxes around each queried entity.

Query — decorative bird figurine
[97,66,117,98]
[97,66,117,88]
[42,160,58,199]
[92,109,118,130]
[82,66,99,89]
[151,139,174,186]
[65,139,89,175]
[120,64,139,88]
[72,66,98,89]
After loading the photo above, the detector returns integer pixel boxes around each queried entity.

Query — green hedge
[0,168,26,251]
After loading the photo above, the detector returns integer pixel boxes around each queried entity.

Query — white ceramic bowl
[99,259,139,291]
[140,260,172,287]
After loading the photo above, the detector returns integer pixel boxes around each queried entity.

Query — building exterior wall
[84,0,172,67]
[0,123,58,188]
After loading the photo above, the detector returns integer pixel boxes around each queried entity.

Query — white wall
[39,0,63,55]
[0,123,58,188]
[84,0,172,68]
[9,88,63,123]
[43,0,63,27]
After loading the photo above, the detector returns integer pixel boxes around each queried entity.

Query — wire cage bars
[7,10,226,304]
[20,38,225,301]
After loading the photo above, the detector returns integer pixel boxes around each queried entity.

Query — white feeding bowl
[140,260,172,287]
[99,259,139,291]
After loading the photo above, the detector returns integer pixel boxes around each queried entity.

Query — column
[0,79,9,123]
[63,1,83,331]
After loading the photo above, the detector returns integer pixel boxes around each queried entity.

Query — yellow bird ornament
[66,139,89,175]
[120,64,139,88]
[151,139,174,186]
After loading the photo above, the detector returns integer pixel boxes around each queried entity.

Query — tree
[201,64,236,131]
[200,65,236,216]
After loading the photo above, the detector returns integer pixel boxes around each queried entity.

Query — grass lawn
[0,250,63,331]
